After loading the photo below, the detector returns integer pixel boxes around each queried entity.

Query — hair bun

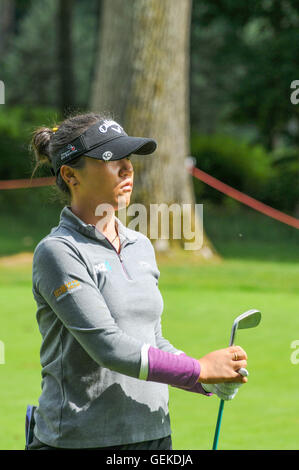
[31,127,53,163]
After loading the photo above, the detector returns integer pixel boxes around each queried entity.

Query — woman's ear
[60,166,78,187]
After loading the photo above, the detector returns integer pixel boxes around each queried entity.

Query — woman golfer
[28,112,248,450]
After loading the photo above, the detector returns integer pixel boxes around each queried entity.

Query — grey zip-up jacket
[32,205,184,448]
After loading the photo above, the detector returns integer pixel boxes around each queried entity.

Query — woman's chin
[115,194,131,210]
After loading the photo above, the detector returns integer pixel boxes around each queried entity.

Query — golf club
[212,309,261,450]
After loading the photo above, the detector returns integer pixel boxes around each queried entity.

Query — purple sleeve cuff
[147,346,201,389]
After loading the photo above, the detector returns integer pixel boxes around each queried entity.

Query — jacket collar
[58,205,138,248]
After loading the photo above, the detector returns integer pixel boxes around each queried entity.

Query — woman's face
[67,156,134,210]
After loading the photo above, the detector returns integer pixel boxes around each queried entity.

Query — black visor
[51,119,157,176]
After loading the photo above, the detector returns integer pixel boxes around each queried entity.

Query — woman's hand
[197,345,248,384]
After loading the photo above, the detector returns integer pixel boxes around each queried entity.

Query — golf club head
[229,309,261,346]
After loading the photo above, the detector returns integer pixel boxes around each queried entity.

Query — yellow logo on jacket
[54,280,81,301]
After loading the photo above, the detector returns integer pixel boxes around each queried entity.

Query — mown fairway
[0,252,298,449]
[162,258,299,450]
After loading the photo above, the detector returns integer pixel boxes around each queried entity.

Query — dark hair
[30,112,112,204]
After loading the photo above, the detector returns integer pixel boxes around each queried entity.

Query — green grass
[0,256,298,450]
[203,200,299,263]
[0,267,41,450]
[161,259,299,450]
[0,187,63,256]
[0,197,298,449]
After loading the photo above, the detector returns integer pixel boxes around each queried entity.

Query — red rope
[0,176,55,189]
[189,165,299,230]
[1,169,298,229]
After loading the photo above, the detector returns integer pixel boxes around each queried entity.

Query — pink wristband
[172,353,213,396]
[147,346,201,389]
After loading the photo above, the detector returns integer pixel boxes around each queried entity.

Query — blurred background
[0,0,298,450]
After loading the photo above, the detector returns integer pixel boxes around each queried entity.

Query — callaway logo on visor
[99,120,122,134]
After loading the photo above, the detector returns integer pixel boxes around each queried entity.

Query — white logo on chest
[94,261,112,273]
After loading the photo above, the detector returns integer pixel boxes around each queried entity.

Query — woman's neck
[69,203,118,242]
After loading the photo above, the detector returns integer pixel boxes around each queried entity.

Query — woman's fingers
[230,371,248,383]
[230,346,248,379]
[229,345,247,360]
[232,359,247,371]
[197,346,249,383]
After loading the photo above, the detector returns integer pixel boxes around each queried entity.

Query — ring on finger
[234,352,238,361]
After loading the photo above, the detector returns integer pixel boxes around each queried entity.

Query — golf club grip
[237,367,248,377]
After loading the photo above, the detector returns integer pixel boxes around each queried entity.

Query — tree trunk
[91,0,219,261]
[57,0,75,115]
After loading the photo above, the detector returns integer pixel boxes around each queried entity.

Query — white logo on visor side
[102,151,113,161]
[99,120,122,134]
[61,144,78,161]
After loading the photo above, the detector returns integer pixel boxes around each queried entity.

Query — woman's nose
[120,158,133,175]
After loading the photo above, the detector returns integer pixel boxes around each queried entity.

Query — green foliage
[191,133,299,213]
[1,0,99,108]
[191,133,272,204]
[190,1,299,149]
[2,0,58,106]
[261,148,299,213]
[0,106,59,180]
[229,28,299,149]
[0,106,63,220]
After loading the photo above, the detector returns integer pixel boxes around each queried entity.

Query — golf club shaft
[212,399,224,450]
[211,309,261,450]
[212,326,235,450]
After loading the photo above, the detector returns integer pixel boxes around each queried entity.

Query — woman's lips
[119,180,133,191]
